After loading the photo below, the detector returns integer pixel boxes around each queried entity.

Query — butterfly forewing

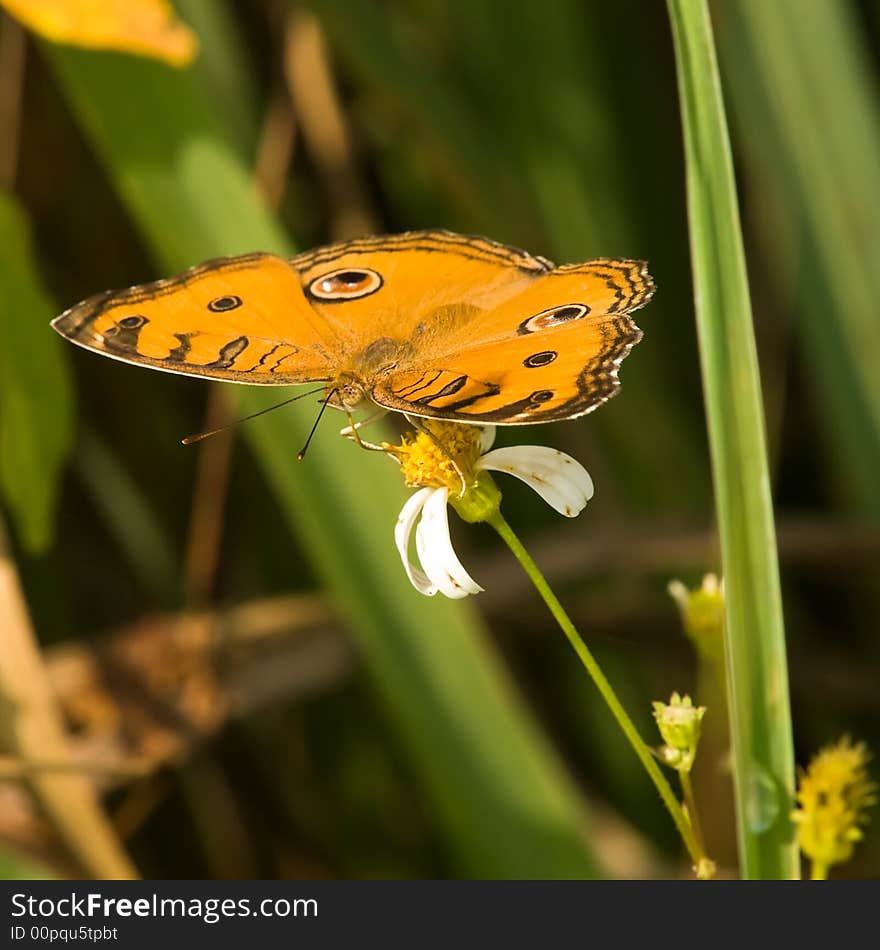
[52,253,338,385]
[290,231,549,349]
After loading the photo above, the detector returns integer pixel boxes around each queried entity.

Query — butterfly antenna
[297,389,337,460]
[181,387,326,445]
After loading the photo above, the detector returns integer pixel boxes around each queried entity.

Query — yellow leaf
[1,0,198,68]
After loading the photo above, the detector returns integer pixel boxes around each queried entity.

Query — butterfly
[52,230,654,427]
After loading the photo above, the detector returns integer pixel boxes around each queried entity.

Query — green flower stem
[680,770,707,858]
[487,509,706,872]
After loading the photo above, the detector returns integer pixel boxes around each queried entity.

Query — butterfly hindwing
[370,257,653,424]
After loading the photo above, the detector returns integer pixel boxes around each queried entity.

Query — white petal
[414,488,483,598]
[478,425,497,453]
[477,446,594,517]
[394,487,437,596]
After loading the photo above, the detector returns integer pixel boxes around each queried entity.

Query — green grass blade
[46,41,599,877]
[0,190,74,552]
[666,0,797,878]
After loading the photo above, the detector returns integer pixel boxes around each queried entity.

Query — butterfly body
[52,230,654,425]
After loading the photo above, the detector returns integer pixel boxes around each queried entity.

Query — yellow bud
[652,692,706,774]
[668,574,725,666]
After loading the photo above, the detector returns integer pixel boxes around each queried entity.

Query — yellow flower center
[385,421,483,493]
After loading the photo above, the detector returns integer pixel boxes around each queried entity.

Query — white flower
[391,424,594,598]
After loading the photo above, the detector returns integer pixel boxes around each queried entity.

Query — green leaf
[175,0,262,156]
[46,37,599,878]
[666,0,797,878]
[0,190,74,552]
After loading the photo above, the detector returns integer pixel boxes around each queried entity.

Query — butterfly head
[328,373,368,412]
[328,336,404,412]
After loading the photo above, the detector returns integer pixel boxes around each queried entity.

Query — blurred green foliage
[0,0,877,879]
[0,191,73,551]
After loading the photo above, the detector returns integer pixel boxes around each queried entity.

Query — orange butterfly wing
[370,258,653,424]
[52,253,339,385]
[52,232,654,425]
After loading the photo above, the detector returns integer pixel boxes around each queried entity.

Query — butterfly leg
[409,417,468,497]
[340,410,388,452]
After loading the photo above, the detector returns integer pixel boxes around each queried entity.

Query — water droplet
[746,764,781,834]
